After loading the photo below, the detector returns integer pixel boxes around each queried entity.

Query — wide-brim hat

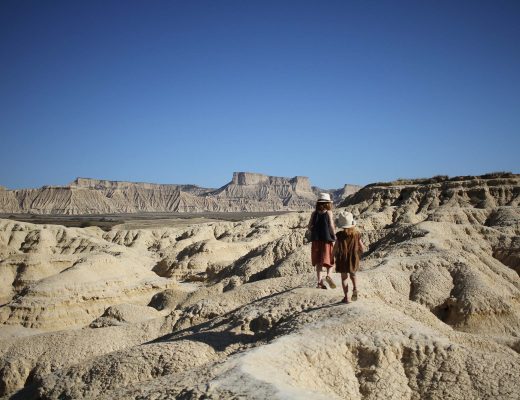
[337,211,356,229]
[317,193,332,203]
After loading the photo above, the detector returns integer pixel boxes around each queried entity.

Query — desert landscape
[3,1,519,398]
[0,172,518,399]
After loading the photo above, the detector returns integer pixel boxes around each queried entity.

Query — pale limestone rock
[0,173,359,214]
[0,174,518,399]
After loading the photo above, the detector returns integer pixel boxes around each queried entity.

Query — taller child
[308,193,337,289]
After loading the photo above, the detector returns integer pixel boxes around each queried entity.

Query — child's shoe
[325,276,336,289]
[316,281,327,290]
[351,289,358,301]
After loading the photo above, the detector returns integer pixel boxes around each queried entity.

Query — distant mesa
[231,172,312,191]
[0,172,361,215]
[232,172,270,185]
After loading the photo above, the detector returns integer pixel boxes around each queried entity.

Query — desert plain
[0,173,519,399]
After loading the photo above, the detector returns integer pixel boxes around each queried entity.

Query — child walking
[308,193,337,289]
[334,211,365,303]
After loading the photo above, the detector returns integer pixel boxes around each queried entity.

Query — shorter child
[333,211,365,303]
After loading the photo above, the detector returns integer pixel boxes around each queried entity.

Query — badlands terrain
[0,172,360,214]
[0,173,519,399]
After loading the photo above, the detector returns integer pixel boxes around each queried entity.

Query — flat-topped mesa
[289,176,312,192]
[231,172,313,192]
[231,172,270,186]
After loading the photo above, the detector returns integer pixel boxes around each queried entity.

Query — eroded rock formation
[0,173,360,215]
[0,173,518,399]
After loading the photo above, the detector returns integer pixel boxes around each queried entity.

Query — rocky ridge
[0,172,361,215]
[0,173,518,399]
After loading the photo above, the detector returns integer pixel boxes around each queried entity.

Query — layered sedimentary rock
[0,173,518,399]
[209,172,317,210]
[0,173,356,215]
[0,220,177,330]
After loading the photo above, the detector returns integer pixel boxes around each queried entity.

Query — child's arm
[327,210,336,238]
[333,241,338,256]
[358,237,366,253]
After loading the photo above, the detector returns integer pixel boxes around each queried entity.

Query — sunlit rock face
[0,173,518,399]
[0,173,360,214]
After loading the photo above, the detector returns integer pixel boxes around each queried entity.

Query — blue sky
[1,0,519,189]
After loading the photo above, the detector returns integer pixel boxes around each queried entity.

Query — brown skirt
[335,252,360,274]
[311,241,334,268]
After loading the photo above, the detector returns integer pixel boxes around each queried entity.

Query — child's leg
[351,273,357,291]
[351,273,358,300]
[326,266,333,278]
[341,273,349,298]
[325,266,336,288]
[316,265,324,286]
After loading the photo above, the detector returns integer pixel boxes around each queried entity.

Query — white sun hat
[317,193,332,203]
[337,211,356,229]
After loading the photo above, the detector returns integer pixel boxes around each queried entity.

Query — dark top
[310,211,336,242]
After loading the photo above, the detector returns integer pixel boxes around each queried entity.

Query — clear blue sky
[1,0,518,190]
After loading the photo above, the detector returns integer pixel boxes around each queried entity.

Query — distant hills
[0,172,361,215]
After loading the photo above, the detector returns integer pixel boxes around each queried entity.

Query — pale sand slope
[0,175,519,399]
